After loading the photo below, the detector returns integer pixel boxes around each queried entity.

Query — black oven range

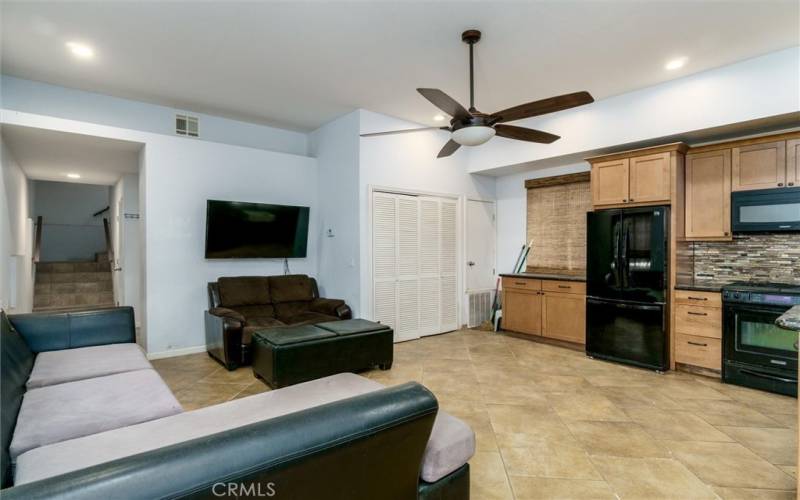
[722,282,800,397]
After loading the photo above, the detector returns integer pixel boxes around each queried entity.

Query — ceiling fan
[361,30,595,158]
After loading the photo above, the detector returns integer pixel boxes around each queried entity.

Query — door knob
[467,261,476,266]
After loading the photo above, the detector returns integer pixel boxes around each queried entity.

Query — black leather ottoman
[251,319,394,388]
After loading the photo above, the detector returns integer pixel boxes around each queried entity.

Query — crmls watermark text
[212,482,277,497]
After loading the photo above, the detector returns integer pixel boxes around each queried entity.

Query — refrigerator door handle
[620,221,630,288]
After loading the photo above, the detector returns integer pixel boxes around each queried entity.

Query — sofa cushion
[235,304,276,320]
[15,373,474,486]
[274,301,313,323]
[26,343,151,389]
[217,277,271,307]
[283,311,339,326]
[269,275,314,303]
[1,310,34,488]
[9,369,182,461]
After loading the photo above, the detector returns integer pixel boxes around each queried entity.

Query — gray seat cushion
[254,325,336,346]
[15,373,474,485]
[26,343,151,389]
[10,369,182,461]
[315,318,391,336]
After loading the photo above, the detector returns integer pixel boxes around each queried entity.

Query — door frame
[367,184,464,333]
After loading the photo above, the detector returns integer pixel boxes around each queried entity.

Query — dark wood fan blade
[437,139,461,158]
[417,88,471,121]
[491,91,594,123]
[494,125,560,144]
[361,127,449,137]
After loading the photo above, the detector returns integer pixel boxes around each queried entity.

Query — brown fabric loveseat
[204,275,352,370]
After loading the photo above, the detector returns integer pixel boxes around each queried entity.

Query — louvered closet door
[372,192,459,342]
[395,195,420,341]
[418,198,441,336]
[439,199,458,331]
[372,193,397,331]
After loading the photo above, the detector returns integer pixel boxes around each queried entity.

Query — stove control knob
[733,292,740,299]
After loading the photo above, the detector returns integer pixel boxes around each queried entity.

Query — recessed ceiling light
[665,57,688,71]
[66,41,94,59]
[433,114,445,122]
[65,173,81,179]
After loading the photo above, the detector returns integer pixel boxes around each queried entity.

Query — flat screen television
[204,200,309,259]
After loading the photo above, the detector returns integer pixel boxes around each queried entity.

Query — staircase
[33,253,115,312]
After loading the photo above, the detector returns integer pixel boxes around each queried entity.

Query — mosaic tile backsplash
[677,233,800,287]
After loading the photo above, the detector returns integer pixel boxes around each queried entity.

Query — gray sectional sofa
[1,307,475,499]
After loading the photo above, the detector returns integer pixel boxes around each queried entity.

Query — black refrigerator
[586,206,669,371]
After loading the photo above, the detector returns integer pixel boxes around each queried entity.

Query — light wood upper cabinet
[591,159,629,206]
[629,153,671,203]
[542,292,585,344]
[787,139,799,188]
[732,141,786,191]
[502,289,542,335]
[685,150,731,239]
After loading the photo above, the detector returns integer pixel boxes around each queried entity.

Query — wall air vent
[175,114,199,137]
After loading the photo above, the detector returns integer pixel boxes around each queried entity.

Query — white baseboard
[146,345,207,360]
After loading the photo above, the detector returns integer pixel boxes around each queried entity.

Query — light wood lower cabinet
[502,289,542,335]
[673,289,722,372]
[503,278,585,345]
[542,292,586,344]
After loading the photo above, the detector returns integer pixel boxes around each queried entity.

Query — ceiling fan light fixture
[452,125,495,146]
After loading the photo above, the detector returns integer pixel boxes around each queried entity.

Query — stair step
[34,291,114,309]
[35,281,113,295]
[33,304,117,313]
[35,271,112,284]
[36,261,111,273]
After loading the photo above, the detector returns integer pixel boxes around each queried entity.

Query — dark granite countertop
[776,305,800,332]
[674,283,725,293]
[500,273,585,282]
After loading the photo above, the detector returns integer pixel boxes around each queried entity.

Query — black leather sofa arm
[204,310,244,370]
[8,307,135,353]
[309,298,352,319]
[3,383,439,500]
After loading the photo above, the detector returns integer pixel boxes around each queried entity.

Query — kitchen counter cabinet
[502,276,585,344]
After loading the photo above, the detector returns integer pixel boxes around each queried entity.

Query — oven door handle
[739,368,798,384]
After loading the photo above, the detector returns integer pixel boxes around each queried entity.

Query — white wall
[2,110,318,356]
[309,111,361,313]
[0,138,34,312]
[1,76,309,157]
[33,180,110,261]
[357,110,496,322]
[468,46,800,175]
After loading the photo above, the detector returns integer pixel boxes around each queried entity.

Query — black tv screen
[205,200,309,259]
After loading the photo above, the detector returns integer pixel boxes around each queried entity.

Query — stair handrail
[103,217,114,264]
[33,216,43,263]
[93,206,110,217]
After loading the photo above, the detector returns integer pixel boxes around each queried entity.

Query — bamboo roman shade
[525,174,591,274]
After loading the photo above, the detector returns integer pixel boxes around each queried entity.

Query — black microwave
[732,187,800,232]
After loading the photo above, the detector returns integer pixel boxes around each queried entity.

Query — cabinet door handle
[778,183,784,187]
[557,285,571,289]
[687,296,707,301]
[515,282,527,286]
[629,198,634,202]
[789,182,795,186]
[687,311,708,316]
[688,341,708,347]
[724,232,729,236]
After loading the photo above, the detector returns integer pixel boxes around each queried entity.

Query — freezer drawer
[586,298,667,371]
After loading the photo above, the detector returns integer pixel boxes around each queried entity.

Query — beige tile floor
[151,329,798,500]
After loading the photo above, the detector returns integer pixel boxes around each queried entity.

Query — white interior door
[466,199,497,292]
[372,192,459,342]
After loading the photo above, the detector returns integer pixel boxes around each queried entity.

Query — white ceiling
[2,1,798,132]
[2,125,142,185]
